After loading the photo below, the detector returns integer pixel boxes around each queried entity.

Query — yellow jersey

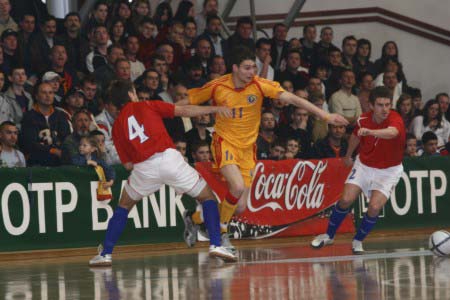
[188,74,285,147]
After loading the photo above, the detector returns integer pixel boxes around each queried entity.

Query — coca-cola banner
[196,159,355,239]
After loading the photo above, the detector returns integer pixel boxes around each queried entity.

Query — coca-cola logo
[248,160,327,212]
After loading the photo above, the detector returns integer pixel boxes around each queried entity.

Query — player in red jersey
[311,86,406,254]
[89,80,237,266]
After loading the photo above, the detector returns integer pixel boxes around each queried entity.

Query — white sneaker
[209,245,238,262]
[311,234,334,249]
[221,233,236,254]
[183,210,198,247]
[352,240,364,254]
[89,244,112,267]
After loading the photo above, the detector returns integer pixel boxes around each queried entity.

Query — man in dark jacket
[311,124,348,158]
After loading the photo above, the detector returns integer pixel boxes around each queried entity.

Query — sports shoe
[352,239,364,254]
[311,233,334,249]
[209,245,238,262]
[183,210,199,247]
[221,233,236,254]
[89,244,112,267]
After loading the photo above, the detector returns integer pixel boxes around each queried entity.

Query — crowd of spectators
[0,0,448,169]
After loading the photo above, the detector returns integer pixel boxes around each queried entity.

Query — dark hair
[206,14,220,25]
[81,74,97,86]
[154,2,173,28]
[136,85,152,95]
[0,121,16,129]
[114,58,130,69]
[105,80,134,109]
[93,0,108,11]
[256,38,271,49]
[405,132,416,141]
[230,46,255,67]
[41,15,57,26]
[89,129,105,137]
[422,131,438,145]
[357,38,372,60]
[20,13,35,22]
[107,44,123,55]
[191,140,210,153]
[422,99,442,128]
[408,87,422,98]
[139,16,155,27]
[435,92,449,101]
[320,26,332,36]
[381,41,399,60]
[309,91,325,103]
[357,71,373,86]
[369,86,392,104]
[396,93,415,120]
[64,12,80,22]
[302,24,316,35]
[272,23,286,33]
[236,16,252,27]
[173,0,193,22]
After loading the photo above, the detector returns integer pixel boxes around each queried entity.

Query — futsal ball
[429,230,450,257]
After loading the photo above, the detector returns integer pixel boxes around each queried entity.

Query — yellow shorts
[211,133,256,187]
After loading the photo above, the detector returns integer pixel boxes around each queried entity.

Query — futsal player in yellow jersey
[182,47,348,251]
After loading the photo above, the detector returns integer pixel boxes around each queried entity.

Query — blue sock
[326,203,350,239]
[354,213,378,241]
[101,206,129,255]
[202,200,221,247]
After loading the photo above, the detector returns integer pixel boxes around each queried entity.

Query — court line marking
[240,249,433,264]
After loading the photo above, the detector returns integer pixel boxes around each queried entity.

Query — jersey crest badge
[247,94,257,104]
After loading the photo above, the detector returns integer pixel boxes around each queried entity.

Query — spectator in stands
[329,69,362,127]
[222,17,255,62]
[113,1,134,36]
[353,38,375,78]
[153,2,173,37]
[137,17,156,69]
[136,85,151,101]
[150,54,169,90]
[357,72,373,113]
[161,79,192,139]
[95,94,121,165]
[410,99,450,147]
[396,93,414,130]
[0,0,17,35]
[109,19,126,46]
[436,92,450,122]
[324,48,346,99]
[124,35,145,81]
[315,26,338,67]
[1,29,21,76]
[284,138,301,159]
[307,76,327,111]
[1,66,32,127]
[114,58,131,82]
[61,109,92,164]
[268,140,286,161]
[185,113,212,163]
[299,24,317,67]
[374,41,403,76]
[197,14,223,56]
[94,45,125,91]
[49,45,78,98]
[374,59,404,105]
[82,0,109,38]
[174,136,188,162]
[29,15,57,75]
[17,14,35,71]
[173,1,195,23]
[80,75,102,116]
[281,80,294,93]
[275,49,309,91]
[209,55,226,77]
[57,88,86,128]
[90,129,113,164]
[409,87,423,115]
[183,17,197,51]
[270,23,289,71]
[132,0,152,32]
[255,38,274,80]
[0,70,5,92]
[20,82,70,166]
[86,25,110,73]
[42,71,62,104]
[404,133,417,157]
[184,57,206,88]
[341,35,357,71]
[421,131,439,157]
[195,0,218,35]
[276,107,313,158]
[193,37,213,77]
[257,111,277,160]
[311,124,348,159]
[0,121,25,167]
[309,91,328,142]
[155,43,175,73]
[191,140,211,163]
[56,12,89,75]
[158,21,189,72]
[140,68,161,99]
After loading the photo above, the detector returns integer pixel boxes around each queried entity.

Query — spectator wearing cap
[1,65,32,127]
[60,109,92,164]
[56,87,86,132]
[42,71,62,104]
[19,81,70,166]
[56,12,90,75]
[48,44,79,98]
[29,15,57,75]
[0,0,18,36]
[0,120,25,167]
[1,29,21,76]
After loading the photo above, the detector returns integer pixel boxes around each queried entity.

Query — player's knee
[235,197,247,215]
[367,204,382,217]
[195,186,215,202]
[339,197,354,209]
[230,183,245,198]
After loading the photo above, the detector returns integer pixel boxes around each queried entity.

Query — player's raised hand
[128,90,139,102]
[214,106,233,118]
[326,113,349,126]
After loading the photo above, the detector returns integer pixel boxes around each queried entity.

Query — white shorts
[124,148,207,201]
[345,157,403,199]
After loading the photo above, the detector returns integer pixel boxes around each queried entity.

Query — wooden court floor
[0,229,449,300]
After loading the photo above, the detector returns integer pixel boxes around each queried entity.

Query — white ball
[429,230,450,257]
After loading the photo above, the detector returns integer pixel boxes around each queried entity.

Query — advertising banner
[195,159,355,239]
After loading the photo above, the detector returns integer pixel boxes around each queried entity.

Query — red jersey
[112,101,175,164]
[353,110,405,168]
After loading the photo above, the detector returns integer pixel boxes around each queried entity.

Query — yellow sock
[219,200,237,233]
[192,211,203,225]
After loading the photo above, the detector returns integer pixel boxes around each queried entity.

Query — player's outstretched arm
[358,127,399,139]
[174,105,232,118]
[343,134,360,167]
[279,91,349,126]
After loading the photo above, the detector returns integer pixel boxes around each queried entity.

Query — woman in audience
[353,38,375,77]
[396,93,415,130]
[173,1,195,23]
[109,19,127,46]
